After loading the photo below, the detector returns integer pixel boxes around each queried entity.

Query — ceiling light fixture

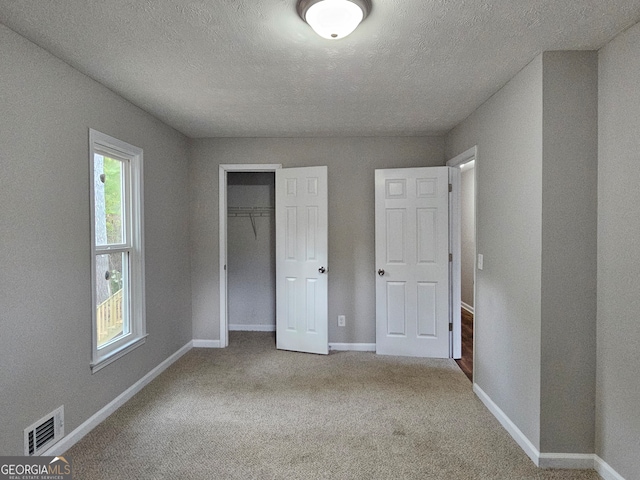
[297,0,371,40]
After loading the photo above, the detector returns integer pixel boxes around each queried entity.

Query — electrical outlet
[338,315,346,327]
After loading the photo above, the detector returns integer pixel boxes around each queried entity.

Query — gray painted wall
[446,52,599,454]
[597,21,640,480]
[460,166,475,309]
[227,173,276,328]
[190,137,445,343]
[0,25,192,455]
[540,51,598,454]
[447,56,544,448]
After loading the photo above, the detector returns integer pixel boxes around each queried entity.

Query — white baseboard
[43,341,193,456]
[461,302,474,314]
[329,343,376,352]
[229,324,276,332]
[473,384,627,477]
[192,339,221,348]
[538,453,595,469]
[595,456,626,480]
[473,383,540,466]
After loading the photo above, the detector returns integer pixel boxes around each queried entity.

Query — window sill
[91,335,148,374]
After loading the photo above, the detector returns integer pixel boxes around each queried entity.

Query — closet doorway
[227,172,276,332]
[219,163,329,353]
[219,164,281,347]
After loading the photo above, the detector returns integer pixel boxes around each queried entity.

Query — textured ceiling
[1,0,640,138]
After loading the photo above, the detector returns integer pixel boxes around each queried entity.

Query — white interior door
[375,167,450,357]
[276,166,328,354]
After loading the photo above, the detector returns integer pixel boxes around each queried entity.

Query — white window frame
[89,129,146,373]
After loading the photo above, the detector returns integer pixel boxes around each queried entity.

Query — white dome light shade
[298,0,371,40]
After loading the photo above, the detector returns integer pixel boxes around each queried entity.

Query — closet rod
[227,206,274,217]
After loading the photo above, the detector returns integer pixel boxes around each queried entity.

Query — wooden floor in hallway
[455,308,473,381]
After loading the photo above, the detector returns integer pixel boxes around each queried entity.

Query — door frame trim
[218,164,282,348]
[448,166,462,358]
[446,146,477,362]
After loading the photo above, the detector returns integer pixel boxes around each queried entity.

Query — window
[89,129,145,373]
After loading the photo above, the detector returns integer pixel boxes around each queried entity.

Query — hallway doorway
[447,147,476,381]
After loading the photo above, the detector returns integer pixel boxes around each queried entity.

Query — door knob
[378,269,385,276]
[318,266,326,274]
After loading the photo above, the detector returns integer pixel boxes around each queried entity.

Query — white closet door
[276,166,328,354]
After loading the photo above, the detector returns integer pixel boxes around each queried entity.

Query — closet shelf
[227,206,274,217]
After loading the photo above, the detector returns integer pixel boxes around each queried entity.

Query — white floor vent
[24,406,64,456]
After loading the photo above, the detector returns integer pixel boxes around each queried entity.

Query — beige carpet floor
[66,332,600,479]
